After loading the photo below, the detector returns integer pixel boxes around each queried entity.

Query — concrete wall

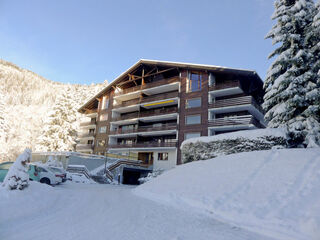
[153,149,177,171]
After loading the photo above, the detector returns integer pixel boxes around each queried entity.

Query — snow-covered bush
[138,170,164,184]
[46,155,63,168]
[2,148,32,190]
[181,129,287,163]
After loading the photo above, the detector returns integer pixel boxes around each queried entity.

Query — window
[88,140,93,145]
[98,139,106,147]
[209,73,216,86]
[99,126,107,133]
[101,96,109,109]
[185,132,201,140]
[186,98,201,109]
[187,72,202,92]
[185,115,201,125]
[158,153,168,161]
[100,113,108,121]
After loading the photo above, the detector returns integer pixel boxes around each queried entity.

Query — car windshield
[0,162,14,170]
[49,167,64,173]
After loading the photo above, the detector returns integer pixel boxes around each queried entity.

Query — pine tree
[303,0,320,147]
[36,86,78,152]
[264,0,317,146]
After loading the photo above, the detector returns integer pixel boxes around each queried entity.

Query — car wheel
[40,178,51,185]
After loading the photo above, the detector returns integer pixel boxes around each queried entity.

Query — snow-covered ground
[134,148,320,240]
[0,182,273,240]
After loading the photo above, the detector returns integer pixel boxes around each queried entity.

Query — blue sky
[0,0,274,85]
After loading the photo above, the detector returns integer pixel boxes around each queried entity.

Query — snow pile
[138,169,164,184]
[181,128,287,163]
[46,155,63,168]
[134,148,320,240]
[2,149,32,190]
[67,172,95,184]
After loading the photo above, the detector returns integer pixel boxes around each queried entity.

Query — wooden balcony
[108,141,177,149]
[109,123,178,135]
[209,80,240,91]
[113,98,140,108]
[139,106,178,118]
[208,115,256,127]
[114,76,180,97]
[113,91,179,109]
[209,96,263,113]
[111,106,178,122]
[76,144,94,151]
[80,120,96,127]
[140,91,179,104]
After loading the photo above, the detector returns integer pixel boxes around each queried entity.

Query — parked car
[48,166,67,183]
[28,164,40,182]
[0,162,40,182]
[35,164,63,185]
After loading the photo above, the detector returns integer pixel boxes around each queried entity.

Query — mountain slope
[0,59,104,161]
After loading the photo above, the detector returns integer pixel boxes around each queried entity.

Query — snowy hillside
[134,148,320,240]
[0,59,104,161]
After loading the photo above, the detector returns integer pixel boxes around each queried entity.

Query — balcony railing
[113,91,179,109]
[111,106,178,122]
[109,123,178,135]
[108,141,177,149]
[76,144,94,151]
[208,115,255,127]
[140,106,178,118]
[80,121,97,127]
[209,80,240,91]
[78,132,95,138]
[114,76,180,97]
[209,96,263,113]
[140,91,179,104]
[113,98,141,108]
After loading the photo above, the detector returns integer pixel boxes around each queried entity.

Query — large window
[187,72,202,92]
[99,126,107,134]
[101,96,109,109]
[158,153,168,161]
[100,113,108,121]
[185,132,201,140]
[186,98,201,109]
[98,139,106,147]
[185,115,201,125]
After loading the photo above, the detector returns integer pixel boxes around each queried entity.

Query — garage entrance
[122,168,151,185]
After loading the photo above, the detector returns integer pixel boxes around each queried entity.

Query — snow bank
[181,128,287,162]
[181,128,287,146]
[134,148,320,240]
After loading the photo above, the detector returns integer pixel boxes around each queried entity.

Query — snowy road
[0,183,275,240]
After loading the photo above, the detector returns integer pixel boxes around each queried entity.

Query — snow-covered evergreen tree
[303,0,320,147]
[0,87,9,161]
[264,0,319,147]
[36,86,78,152]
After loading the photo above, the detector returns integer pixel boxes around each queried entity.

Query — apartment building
[77,60,266,172]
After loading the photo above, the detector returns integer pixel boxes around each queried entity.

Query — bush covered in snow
[181,129,287,163]
[138,170,164,184]
[2,148,32,190]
